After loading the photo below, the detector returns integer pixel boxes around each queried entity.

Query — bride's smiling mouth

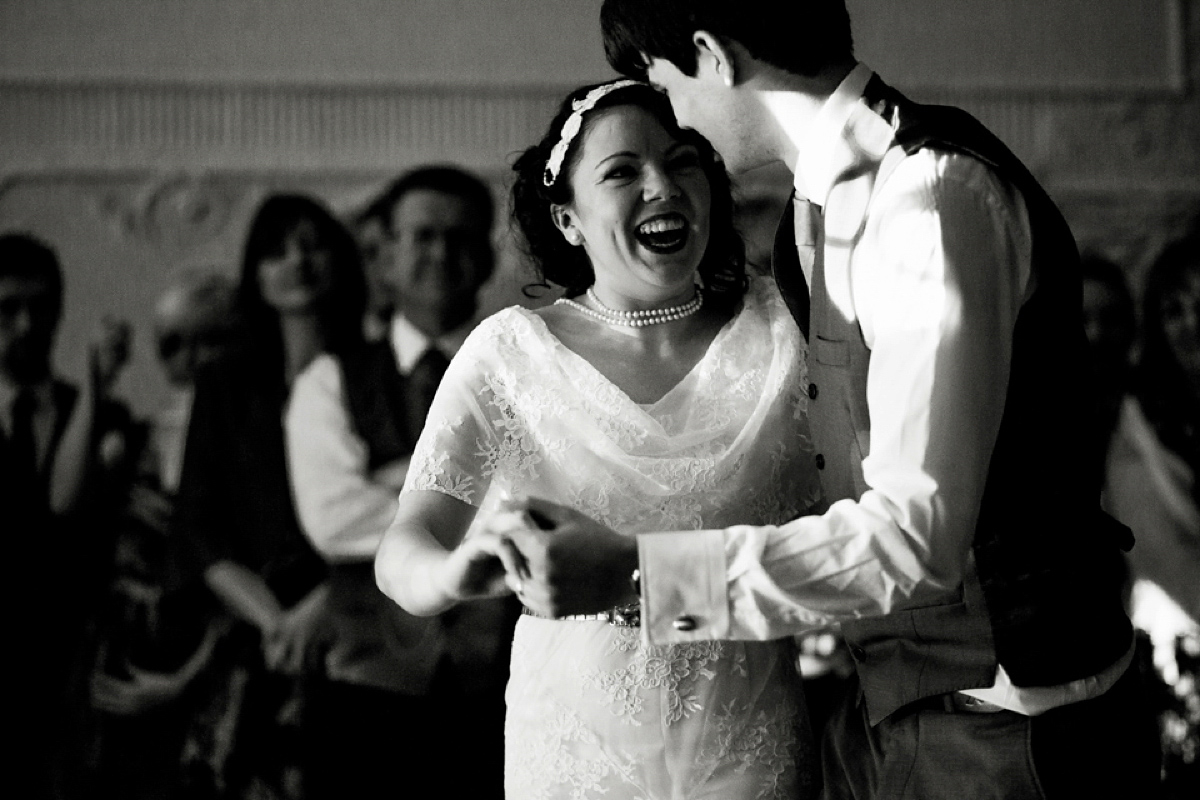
[634,212,690,254]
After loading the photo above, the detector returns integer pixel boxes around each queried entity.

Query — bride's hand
[487,496,638,618]
[439,530,528,602]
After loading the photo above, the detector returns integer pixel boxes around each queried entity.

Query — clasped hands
[445,496,640,618]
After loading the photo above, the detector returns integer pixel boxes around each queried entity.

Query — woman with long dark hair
[167,193,367,798]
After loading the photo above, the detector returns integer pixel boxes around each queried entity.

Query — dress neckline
[513,297,744,412]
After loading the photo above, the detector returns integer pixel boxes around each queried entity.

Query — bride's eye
[603,164,636,182]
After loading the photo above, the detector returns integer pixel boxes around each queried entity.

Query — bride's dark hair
[510,80,746,305]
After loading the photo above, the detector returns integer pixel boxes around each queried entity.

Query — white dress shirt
[638,64,1130,712]
[284,314,470,561]
[150,387,194,494]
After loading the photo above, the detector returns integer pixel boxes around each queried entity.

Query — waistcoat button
[815,454,825,470]
[672,615,698,632]
[808,383,819,400]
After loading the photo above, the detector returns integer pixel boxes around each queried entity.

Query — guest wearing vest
[495,2,1161,798]
[284,166,513,799]
[1080,253,1138,501]
[2,232,139,799]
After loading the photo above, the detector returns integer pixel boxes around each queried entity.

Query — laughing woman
[375,80,822,800]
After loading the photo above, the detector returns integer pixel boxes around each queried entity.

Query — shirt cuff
[639,530,730,645]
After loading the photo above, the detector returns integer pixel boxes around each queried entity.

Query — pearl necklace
[554,287,703,327]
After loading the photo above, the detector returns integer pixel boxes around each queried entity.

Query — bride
[375,79,822,800]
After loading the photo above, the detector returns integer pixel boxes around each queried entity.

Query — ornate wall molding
[0,81,564,174]
[5,80,1198,191]
[88,174,246,250]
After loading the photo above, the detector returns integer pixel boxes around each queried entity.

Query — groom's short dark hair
[601,0,853,80]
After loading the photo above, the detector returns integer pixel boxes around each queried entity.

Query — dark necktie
[9,388,40,487]
[771,193,822,339]
[407,346,451,438]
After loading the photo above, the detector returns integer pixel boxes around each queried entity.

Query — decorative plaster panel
[88,174,246,251]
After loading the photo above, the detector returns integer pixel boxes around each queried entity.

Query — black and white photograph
[2,2,1198,798]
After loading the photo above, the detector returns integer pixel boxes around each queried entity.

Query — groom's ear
[693,30,737,88]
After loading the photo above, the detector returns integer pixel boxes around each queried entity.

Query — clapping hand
[91,315,132,394]
[91,663,190,715]
[90,619,225,715]
[480,496,639,618]
[127,483,174,532]
[264,582,331,675]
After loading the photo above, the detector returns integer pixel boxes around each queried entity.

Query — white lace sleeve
[400,313,516,507]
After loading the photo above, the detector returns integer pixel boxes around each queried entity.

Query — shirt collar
[791,62,885,206]
[389,313,473,374]
[0,374,55,433]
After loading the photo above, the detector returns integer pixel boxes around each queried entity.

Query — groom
[499,2,1159,797]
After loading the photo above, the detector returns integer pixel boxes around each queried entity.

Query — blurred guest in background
[368,166,497,346]
[2,232,140,799]
[88,269,237,800]
[349,203,394,342]
[143,271,240,495]
[1104,229,1200,797]
[165,194,366,799]
[285,166,512,799]
[1081,253,1138,493]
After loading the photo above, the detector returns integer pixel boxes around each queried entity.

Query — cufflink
[672,615,698,632]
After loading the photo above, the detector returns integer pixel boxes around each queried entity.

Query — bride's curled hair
[511,81,746,306]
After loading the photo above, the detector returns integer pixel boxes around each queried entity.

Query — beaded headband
[543,79,644,187]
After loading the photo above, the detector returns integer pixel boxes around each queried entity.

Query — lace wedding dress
[403,275,823,800]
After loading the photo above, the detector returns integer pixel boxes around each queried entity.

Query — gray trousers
[819,665,1160,799]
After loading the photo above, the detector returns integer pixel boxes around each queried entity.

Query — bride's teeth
[638,217,685,235]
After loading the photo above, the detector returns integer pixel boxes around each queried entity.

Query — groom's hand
[497,497,639,618]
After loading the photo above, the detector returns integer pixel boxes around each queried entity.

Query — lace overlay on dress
[581,628,728,725]
[403,276,821,799]
[699,700,802,800]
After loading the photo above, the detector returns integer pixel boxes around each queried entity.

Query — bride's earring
[551,205,583,247]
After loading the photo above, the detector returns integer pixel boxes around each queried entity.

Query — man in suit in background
[2,232,137,798]
[284,166,513,799]
[498,2,1160,798]
[2,234,69,514]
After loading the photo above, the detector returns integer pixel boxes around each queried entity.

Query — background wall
[1,0,1198,415]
